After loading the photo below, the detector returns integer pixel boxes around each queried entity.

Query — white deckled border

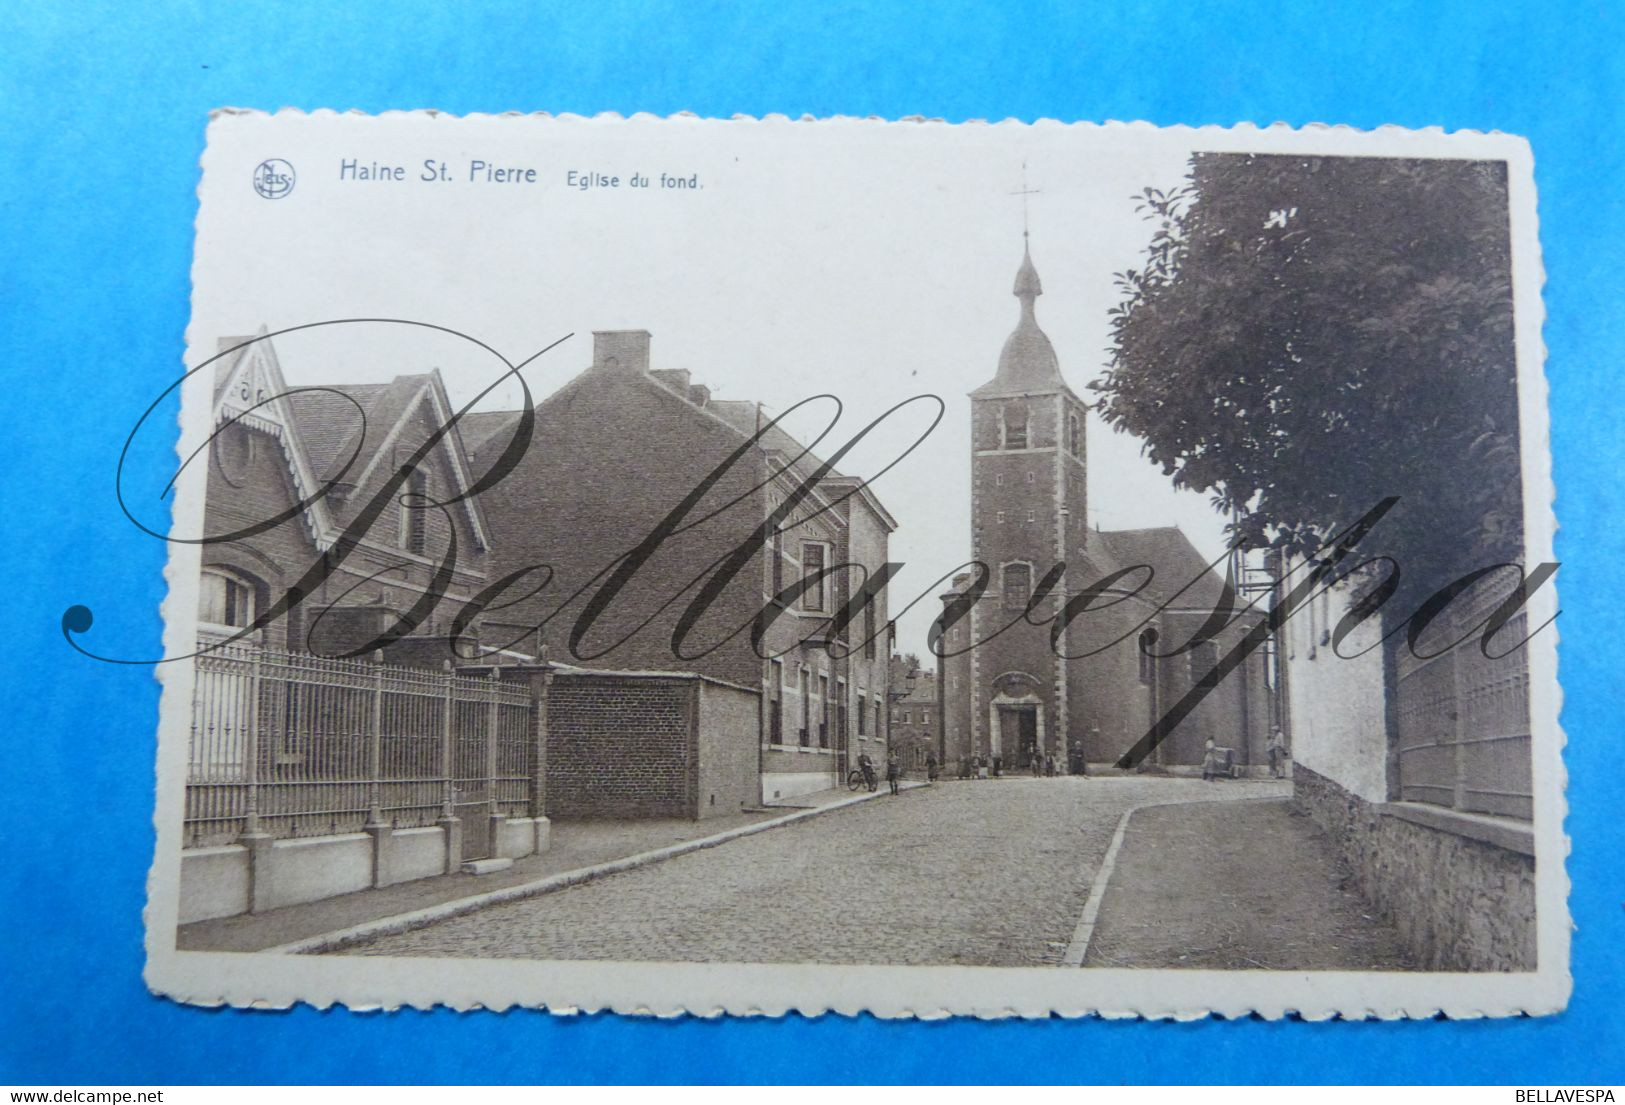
[142,112,1567,1022]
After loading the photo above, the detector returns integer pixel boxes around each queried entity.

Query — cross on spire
[1010,161,1041,239]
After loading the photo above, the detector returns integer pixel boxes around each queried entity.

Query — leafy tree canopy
[1094,153,1523,607]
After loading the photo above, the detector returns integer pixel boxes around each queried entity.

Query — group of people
[955,753,1067,779]
[1200,727,1291,781]
[855,750,907,795]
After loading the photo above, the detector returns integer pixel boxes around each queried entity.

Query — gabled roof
[1096,526,1230,611]
[467,353,898,534]
[210,332,492,553]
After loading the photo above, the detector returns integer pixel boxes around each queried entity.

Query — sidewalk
[1082,796,1416,971]
[177,782,916,953]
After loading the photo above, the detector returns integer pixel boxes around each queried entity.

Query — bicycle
[846,766,878,792]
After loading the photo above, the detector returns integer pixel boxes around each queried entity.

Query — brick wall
[473,363,767,688]
[1294,765,1536,971]
[202,411,487,662]
[546,673,697,818]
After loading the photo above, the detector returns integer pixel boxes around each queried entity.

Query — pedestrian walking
[886,750,901,795]
[1267,726,1288,778]
[1201,737,1224,782]
[926,752,939,783]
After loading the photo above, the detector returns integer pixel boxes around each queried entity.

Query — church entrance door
[1015,707,1038,769]
[997,705,1039,770]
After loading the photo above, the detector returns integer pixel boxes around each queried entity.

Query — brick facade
[545,671,760,820]
[201,335,491,663]
[466,330,895,806]
[945,247,1268,774]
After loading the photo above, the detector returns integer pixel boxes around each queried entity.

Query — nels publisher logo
[252,158,296,199]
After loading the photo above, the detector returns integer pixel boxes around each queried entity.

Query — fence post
[240,646,275,913]
[242,647,264,836]
[436,659,462,872]
[367,651,385,825]
[365,650,389,888]
[486,668,503,854]
[530,660,553,853]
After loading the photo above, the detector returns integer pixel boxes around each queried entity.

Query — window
[1003,402,1028,449]
[1138,628,1156,685]
[771,526,784,597]
[1002,563,1033,612]
[1027,509,1036,523]
[769,659,783,743]
[864,603,877,660]
[857,693,867,736]
[874,700,883,740]
[400,469,428,553]
[837,679,848,748]
[819,674,831,747]
[1189,641,1221,689]
[199,568,257,629]
[1025,471,1035,483]
[900,710,910,725]
[995,473,1004,487]
[800,541,829,612]
[799,667,811,746]
[1069,412,1082,456]
[996,511,1006,524]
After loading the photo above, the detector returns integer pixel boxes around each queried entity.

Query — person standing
[1267,726,1289,778]
[926,752,939,783]
[1201,738,1223,782]
[885,749,901,796]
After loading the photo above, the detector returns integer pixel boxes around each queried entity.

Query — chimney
[688,383,711,407]
[650,368,692,395]
[592,330,650,372]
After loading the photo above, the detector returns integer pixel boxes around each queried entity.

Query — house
[462,329,898,810]
[889,666,939,771]
[180,332,549,924]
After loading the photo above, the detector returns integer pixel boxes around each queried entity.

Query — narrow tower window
[1003,402,1028,449]
[1002,562,1033,612]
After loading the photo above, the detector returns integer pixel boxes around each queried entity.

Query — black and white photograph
[136,114,1563,1018]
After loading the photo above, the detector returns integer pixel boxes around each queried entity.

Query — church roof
[970,241,1068,399]
[1096,526,1230,611]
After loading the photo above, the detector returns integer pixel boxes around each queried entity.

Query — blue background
[2,0,1621,1085]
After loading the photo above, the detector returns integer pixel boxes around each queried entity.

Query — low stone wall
[1293,765,1535,971]
[178,815,550,924]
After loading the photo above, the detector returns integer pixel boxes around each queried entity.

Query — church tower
[965,238,1092,772]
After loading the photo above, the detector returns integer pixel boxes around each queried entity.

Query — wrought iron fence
[185,641,536,848]
[1395,583,1533,821]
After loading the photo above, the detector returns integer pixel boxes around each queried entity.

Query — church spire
[1013,236,1043,305]
[970,235,1064,397]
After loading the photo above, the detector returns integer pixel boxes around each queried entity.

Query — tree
[1093,154,1523,609]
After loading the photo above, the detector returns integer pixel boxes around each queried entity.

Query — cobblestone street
[349,777,1288,967]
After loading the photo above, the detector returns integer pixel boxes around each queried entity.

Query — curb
[264,780,929,955]
[1061,792,1291,967]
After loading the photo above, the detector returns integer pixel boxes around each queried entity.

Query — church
[937,239,1274,775]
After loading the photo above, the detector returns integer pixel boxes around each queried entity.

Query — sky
[188,114,1241,663]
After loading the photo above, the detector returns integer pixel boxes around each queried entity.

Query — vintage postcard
[128,111,1564,1018]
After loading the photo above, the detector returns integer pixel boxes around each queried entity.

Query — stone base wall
[178,815,550,925]
[1293,765,1535,971]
